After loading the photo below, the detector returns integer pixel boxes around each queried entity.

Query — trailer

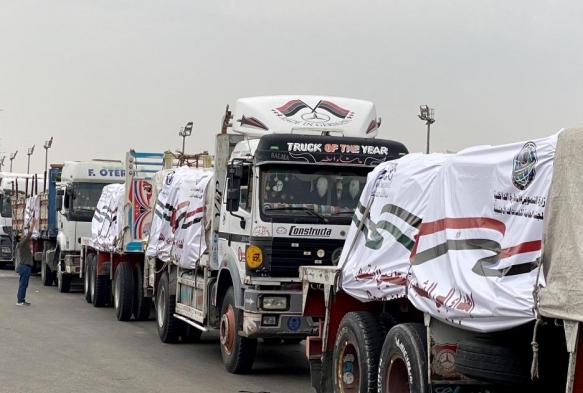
[300,126,583,393]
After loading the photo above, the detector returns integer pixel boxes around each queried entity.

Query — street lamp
[43,137,54,190]
[9,151,18,172]
[418,105,435,154]
[179,122,193,154]
[27,145,35,174]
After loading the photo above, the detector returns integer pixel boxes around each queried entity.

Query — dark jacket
[15,231,34,267]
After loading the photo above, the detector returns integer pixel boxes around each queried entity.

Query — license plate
[1,247,10,253]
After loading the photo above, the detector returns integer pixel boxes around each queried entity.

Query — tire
[156,272,181,343]
[181,323,203,343]
[380,312,398,333]
[92,257,109,307]
[378,323,428,393]
[57,263,71,293]
[84,255,94,303]
[283,338,303,345]
[263,338,282,345]
[114,262,135,321]
[332,312,385,393]
[219,287,257,374]
[455,338,532,384]
[132,263,151,321]
[41,259,53,286]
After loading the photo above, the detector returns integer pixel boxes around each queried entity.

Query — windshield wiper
[265,207,328,223]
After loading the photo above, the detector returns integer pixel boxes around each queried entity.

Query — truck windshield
[71,182,108,215]
[260,165,368,224]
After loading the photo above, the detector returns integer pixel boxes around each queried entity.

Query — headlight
[246,245,263,269]
[261,296,288,311]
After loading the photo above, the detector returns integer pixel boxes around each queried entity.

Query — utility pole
[179,122,193,154]
[9,151,18,172]
[418,105,436,154]
[27,145,35,174]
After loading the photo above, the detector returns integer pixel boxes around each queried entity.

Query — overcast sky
[1,1,582,174]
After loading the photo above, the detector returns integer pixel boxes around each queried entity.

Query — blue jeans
[16,264,31,303]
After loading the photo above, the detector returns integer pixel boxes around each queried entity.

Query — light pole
[418,105,435,154]
[179,122,193,154]
[44,137,54,190]
[27,145,35,174]
[9,151,18,172]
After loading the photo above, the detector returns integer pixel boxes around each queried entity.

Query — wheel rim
[90,265,95,299]
[220,305,236,356]
[336,340,360,393]
[84,264,90,295]
[157,286,166,329]
[385,354,409,393]
[57,263,62,289]
[114,274,120,309]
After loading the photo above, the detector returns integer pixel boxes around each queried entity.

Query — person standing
[15,218,37,306]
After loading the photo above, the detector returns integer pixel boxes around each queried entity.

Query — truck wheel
[114,262,134,321]
[455,338,532,384]
[378,323,428,393]
[156,272,181,343]
[57,263,71,293]
[92,257,109,307]
[41,259,53,286]
[181,323,203,343]
[332,312,385,393]
[84,255,94,303]
[132,263,151,321]
[220,287,257,374]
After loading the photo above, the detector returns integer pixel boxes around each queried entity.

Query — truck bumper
[241,289,318,338]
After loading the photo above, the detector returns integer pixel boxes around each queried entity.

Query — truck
[11,160,126,291]
[81,150,180,313]
[300,126,583,393]
[120,95,408,375]
[0,172,37,267]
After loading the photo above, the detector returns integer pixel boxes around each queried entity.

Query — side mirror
[226,188,240,212]
[63,194,70,210]
[57,189,64,196]
[56,195,63,211]
[226,165,242,212]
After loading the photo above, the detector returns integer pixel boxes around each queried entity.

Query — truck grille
[267,237,344,278]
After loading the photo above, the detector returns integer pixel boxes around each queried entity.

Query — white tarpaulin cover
[340,133,559,332]
[539,126,583,322]
[91,183,125,252]
[24,195,40,239]
[146,166,214,269]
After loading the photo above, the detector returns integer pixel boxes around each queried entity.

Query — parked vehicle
[80,151,176,314]
[0,172,35,267]
[300,126,583,393]
[11,160,125,290]
[140,95,408,374]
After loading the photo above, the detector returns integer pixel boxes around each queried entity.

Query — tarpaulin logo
[512,141,537,190]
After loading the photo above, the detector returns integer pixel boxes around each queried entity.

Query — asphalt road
[0,271,312,393]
